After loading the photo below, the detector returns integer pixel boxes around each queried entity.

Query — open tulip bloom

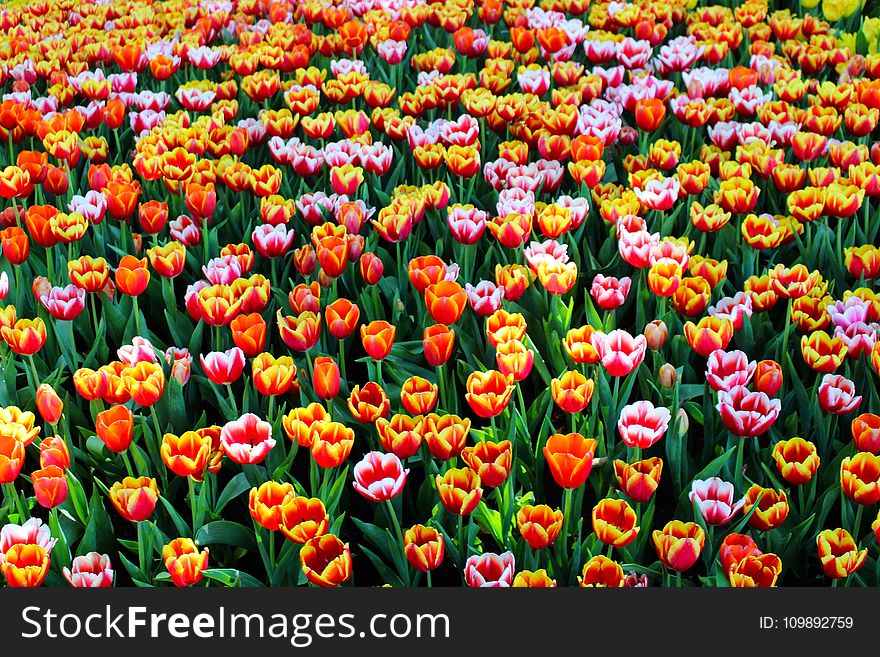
[0,0,879,592]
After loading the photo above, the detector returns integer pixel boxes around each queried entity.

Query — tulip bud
[659,363,677,389]
[644,320,668,350]
[36,383,63,425]
[676,407,689,434]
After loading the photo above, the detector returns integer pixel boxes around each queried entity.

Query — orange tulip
[249,481,297,531]
[1,544,50,588]
[161,431,211,478]
[95,404,134,453]
[592,498,640,548]
[652,520,705,572]
[400,376,438,415]
[543,433,597,489]
[35,384,63,425]
[108,476,159,522]
[423,323,456,366]
[282,403,329,448]
[280,497,330,544]
[425,280,468,325]
[436,467,482,516]
[114,255,150,296]
[578,555,624,587]
[300,534,352,587]
[744,485,789,531]
[162,538,209,587]
[465,369,514,418]
[230,313,267,358]
[1,318,47,355]
[771,438,820,485]
[404,524,445,572]
[32,465,68,509]
[360,320,395,360]
[310,420,355,468]
[348,382,390,423]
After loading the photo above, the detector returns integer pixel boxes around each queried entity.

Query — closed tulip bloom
[423,324,456,366]
[436,467,482,516]
[495,339,533,382]
[652,520,706,572]
[689,477,745,525]
[361,320,395,360]
[301,534,352,587]
[684,316,734,357]
[401,376,438,415]
[35,384,63,425]
[617,400,671,449]
[717,385,781,437]
[360,252,384,284]
[841,452,880,505]
[592,498,639,548]
[161,431,211,478]
[95,404,134,453]
[543,433,598,489]
[310,421,355,468]
[705,349,756,393]
[249,481,296,531]
[162,538,209,587]
[591,329,647,376]
[817,528,867,579]
[200,347,246,385]
[563,326,600,364]
[2,317,47,355]
[729,553,783,588]
[551,370,595,414]
[425,280,468,325]
[325,298,360,339]
[313,356,341,400]
[0,433,25,483]
[109,476,159,522]
[230,313,267,358]
[465,369,514,418]
[423,413,471,460]
[590,274,631,310]
[852,413,880,454]
[375,414,423,460]
[643,320,668,350]
[513,570,557,587]
[220,413,275,465]
[462,440,512,488]
[115,255,150,296]
[1,544,50,588]
[348,382,390,423]
[464,551,515,588]
[277,310,321,352]
[578,555,625,587]
[282,403,329,447]
[353,451,408,502]
[614,457,663,503]
[32,466,67,509]
[123,361,165,407]
[743,485,789,531]
[252,353,297,397]
[719,533,762,574]
[63,552,114,588]
[408,256,447,294]
[39,435,71,470]
[634,97,665,132]
[404,524,445,573]
[280,497,330,544]
[753,359,783,396]
[772,438,820,485]
[517,504,563,550]
[818,374,862,415]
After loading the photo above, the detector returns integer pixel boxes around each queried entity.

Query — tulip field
[1,0,880,589]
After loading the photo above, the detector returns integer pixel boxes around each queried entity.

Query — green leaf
[159,495,192,538]
[215,472,252,513]
[196,520,258,553]
[202,568,264,587]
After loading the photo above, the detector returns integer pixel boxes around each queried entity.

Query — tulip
[689,477,745,525]
[614,457,663,503]
[348,382,391,423]
[592,498,639,548]
[162,538,209,587]
[300,534,352,587]
[841,452,880,505]
[634,98,665,132]
[252,353,297,397]
[543,433,597,489]
[115,255,150,296]
[400,376,438,415]
[465,369,514,418]
[743,485,789,531]
[461,440,512,488]
[590,274,630,310]
[1,544,50,588]
[728,554,783,588]
[591,329,647,376]
[39,435,70,470]
[32,466,67,509]
[361,320,395,360]
[817,528,867,579]
[230,313,267,358]
[818,374,862,415]
[617,400,671,449]
[716,385,781,437]
[123,361,165,407]
[200,348,246,385]
[313,356,341,400]
[279,497,329,544]
[325,298,360,339]
[161,431,211,478]
[753,359,783,396]
[495,339,533,382]
[310,421,355,468]
[801,330,847,373]
[463,551,515,588]
[1,317,47,355]
[652,520,706,572]
[719,533,762,574]
[513,570,557,587]
[220,413,275,465]
[423,324,456,366]
[550,369,595,414]
[62,552,114,588]
[684,316,734,358]
[423,413,471,461]
[852,413,880,454]
[772,438,820,485]
[34,384,63,426]
[249,481,296,531]
[95,404,134,453]
[578,555,625,587]
[353,451,408,502]
[517,504,563,549]
[436,467,482,516]
[109,476,159,522]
